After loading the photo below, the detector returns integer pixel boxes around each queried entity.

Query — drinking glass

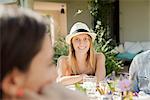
[83,76,97,98]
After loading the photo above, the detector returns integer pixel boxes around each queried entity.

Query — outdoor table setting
[65,72,150,100]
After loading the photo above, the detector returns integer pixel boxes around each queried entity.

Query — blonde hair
[68,36,96,75]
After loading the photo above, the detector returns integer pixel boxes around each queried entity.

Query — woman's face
[22,34,57,92]
[72,34,91,54]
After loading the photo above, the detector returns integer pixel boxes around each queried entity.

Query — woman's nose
[79,40,85,45]
[79,41,87,47]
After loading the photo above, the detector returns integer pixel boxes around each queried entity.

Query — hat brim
[65,32,97,44]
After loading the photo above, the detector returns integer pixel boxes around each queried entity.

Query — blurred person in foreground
[129,50,150,94]
[0,6,89,100]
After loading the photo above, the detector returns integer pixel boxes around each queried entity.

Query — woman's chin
[76,50,88,54]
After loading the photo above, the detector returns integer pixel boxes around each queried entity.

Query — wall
[67,0,92,33]
[34,2,67,36]
[120,0,150,43]
[34,1,67,46]
[35,0,92,35]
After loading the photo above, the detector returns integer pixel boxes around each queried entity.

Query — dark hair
[0,6,48,97]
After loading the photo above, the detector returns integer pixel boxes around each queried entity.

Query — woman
[0,6,57,99]
[0,6,89,100]
[57,22,106,85]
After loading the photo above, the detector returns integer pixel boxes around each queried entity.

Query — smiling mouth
[78,47,86,50]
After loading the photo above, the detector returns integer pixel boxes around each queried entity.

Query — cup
[83,76,97,98]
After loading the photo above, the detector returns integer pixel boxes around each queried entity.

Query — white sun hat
[66,22,97,44]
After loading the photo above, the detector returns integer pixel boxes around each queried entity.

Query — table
[66,84,150,100]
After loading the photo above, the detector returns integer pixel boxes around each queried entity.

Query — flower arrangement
[117,74,133,99]
[118,78,131,92]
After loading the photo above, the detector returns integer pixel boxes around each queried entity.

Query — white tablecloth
[65,84,150,100]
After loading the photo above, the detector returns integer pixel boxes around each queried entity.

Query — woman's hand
[81,74,88,79]
[79,74,88,83]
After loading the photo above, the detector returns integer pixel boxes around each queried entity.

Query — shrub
[53,37,69,64]
[93,21,123,75]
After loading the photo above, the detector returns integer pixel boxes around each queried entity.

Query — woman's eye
[75,38,80,41]
[84,38,89,41]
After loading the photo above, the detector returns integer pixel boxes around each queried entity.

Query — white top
[129,50,150,94]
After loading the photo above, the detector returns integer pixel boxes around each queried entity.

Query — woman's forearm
[95,69,106,82]
[97,73,105,82]
[57,75,83,86]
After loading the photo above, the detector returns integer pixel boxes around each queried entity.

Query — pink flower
[118,79,131,92]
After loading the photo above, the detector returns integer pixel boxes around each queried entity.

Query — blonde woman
[57,22,106,85]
